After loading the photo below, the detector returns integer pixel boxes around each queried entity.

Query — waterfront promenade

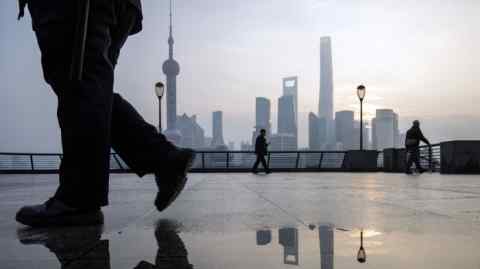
[1,172,480,268]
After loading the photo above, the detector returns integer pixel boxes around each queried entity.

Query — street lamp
[357,85,366,151]
[155,82,165,132]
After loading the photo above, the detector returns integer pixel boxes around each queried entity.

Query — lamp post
[357,85,366,151]
[155,82,165,132]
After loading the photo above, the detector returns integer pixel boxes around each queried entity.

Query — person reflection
[17,225,109,269]
[318,225,334,269]
[134,219,193,269]
[278,227,299,265]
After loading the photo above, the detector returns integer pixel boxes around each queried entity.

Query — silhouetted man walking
[15,0,195,227]
[405,120,430,174]
[252,129,271,174]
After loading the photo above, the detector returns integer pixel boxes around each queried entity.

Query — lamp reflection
[357,229,367,263]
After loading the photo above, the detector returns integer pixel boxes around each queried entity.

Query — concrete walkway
[1,173,480,268]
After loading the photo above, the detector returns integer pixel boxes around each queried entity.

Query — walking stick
[69,0,90,81]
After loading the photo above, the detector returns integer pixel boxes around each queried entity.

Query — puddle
[7,220,480,269]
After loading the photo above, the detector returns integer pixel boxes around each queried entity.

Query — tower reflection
[278,227,299,265]
[319,225,334,269]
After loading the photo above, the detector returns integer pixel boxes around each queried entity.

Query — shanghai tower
[319,36,334,147]
[162,0,182,144]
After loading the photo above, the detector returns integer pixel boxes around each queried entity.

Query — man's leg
[260,156,270,173]
[252,155,260,173]
[52,0,116,210]
[16,0,117,226]
[405,148,414,174]
[412,148,425,173]
[111,94,175,175]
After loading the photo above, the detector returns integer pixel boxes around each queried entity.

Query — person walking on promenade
[405,120,431,174]
[15,0,195,227]
[252,129,271,174]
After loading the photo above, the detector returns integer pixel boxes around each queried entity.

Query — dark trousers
[406,147,422,171]
[252,154,269,172]
[27,0,175,209]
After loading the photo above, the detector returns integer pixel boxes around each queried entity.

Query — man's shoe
[155,148,196,212]
[15,198,104,227]
[266,170,272,174]
[405,170,413,175]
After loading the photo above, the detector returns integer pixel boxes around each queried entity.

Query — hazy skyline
[1,0,480,152]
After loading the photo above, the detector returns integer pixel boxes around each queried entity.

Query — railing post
[226,152,230,168]
[429,146,433,172]
[295,152,300,169]
[112,154,124,170]
[202,152,205,169]
[29,155,34,171]
[318,153,324,169]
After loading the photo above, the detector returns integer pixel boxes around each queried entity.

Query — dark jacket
[18,0,143,35]
[405,126,429,147]
[255,135,268,156]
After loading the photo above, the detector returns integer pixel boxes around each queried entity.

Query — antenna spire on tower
[168,0,174,59]
[169,0,173,36]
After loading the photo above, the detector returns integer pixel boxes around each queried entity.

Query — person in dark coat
[252,129,271,174]
[15,0,195,227]
[405,120,430,174]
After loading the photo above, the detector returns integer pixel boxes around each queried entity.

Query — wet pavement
[1,172,480,268]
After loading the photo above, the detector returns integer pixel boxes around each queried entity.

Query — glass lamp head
[357,85,366,101]
[155,82,165,98]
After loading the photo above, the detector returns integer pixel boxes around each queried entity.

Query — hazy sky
[1,0,480,152]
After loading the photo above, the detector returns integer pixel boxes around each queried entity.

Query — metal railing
[0,151,352,174]
[418,143,441,172]
[0,146,440,174]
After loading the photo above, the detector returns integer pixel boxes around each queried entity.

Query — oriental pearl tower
[162,0,182,144]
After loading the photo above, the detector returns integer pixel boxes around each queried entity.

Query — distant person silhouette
[252,129,271,174]
[405,120,430,174]
[16,0,195,227]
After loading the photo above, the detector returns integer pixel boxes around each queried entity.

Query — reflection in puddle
[17,225,110,269]
[14,221,480,269]
[256,225,360,268]
[356,230,366,263]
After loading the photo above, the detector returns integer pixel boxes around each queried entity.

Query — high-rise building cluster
[162,3,402,152]
[307,36,402,151]
[251,36,402,152]
[250,77,299,151]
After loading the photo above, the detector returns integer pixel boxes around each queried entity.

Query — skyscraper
[319,225,334,269]
[277,95,297,149]
[211,111,225,147]
[335,110,354,150]
[162,0,182,144]
[283,77,298,143]
[253,97,271,145]
[319,37,334,147]
[372,109,400,150]
[176,114,205,149]
[279,227,299,265]
[353,120,370,150]
[309,112,321,150]
[270,133,297,151]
